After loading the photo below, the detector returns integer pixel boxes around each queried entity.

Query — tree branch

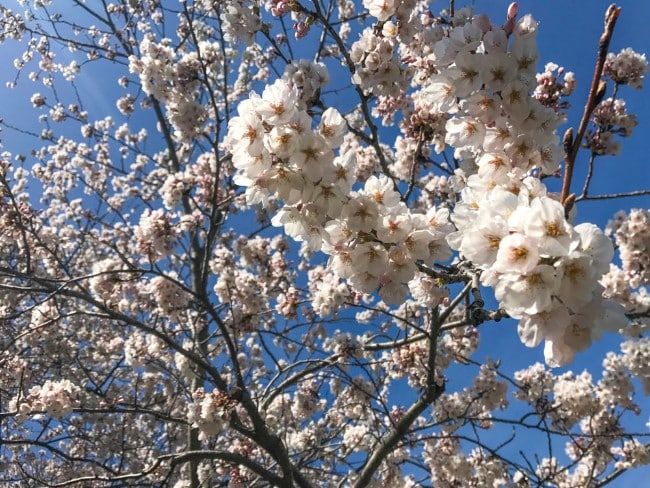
[560,4,621,208]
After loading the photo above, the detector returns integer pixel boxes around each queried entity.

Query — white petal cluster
[533,62,576,110]
[128,36,210,140]
[452,194,621,367]
[428,14,623,366]
[423,437,510,488]
[307,265,351,318]
[3,1,650,485]
[350,23,407,97]
[123,332,168,368]
[587,97,638,155]
[213,266,268,334]
[620,338,650,393]
[224,10,635,366]
[149,273,192,323]
[553,371,598,428]
[611,439,650,471]
[187,388,236,441]
[11,379,79,422]
[220,0,261,46]
[511,357,650,482]
[362,0,397,22]
[607,208,650,288]
[342,423,372,452]
[89,257,138,310]
[134,208,179,261]
[226,69,452,304]
[433,365,508,432]
[604,47,648,90]
[282,60,329,109]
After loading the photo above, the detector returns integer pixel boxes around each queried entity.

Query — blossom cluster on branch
[227,6,635,368]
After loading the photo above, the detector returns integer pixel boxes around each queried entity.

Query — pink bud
[503,2,518,36]
[294,22,310,40]
[507,2,519,21]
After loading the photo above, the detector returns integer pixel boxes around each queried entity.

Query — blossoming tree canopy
[0,0,648,487]
[222,5,639,368]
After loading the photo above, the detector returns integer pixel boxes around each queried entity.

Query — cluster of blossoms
[306,265,351,318]
[123,331,169,368]
[282,60,329,105]
[224,7,637,366]
[134,208,179,261]
[512,353,650,485]
[128,35,217,141]
[225,64,452,305]
[411,11,627,366]
[212,253,272,333]
[533,62,576,112]
[600,263,650,326]
[221,0,261,46]
[187,388,237,441]
[585,47,647,155]
[423,437,510,487]
[452,196,625,366]
[10,379,80,422]
[619,338,650,393]
[264,0,312,39]
[350,15,408,97]
[159,152,222,212]
[2,0,650,485]
[385,324,478,389]
[89,257,140,310]
[149,273,193,323]
[254,328,650,487]
[606,208,650,288]
[603,47,649,90]
[210,234,293,335]
[587,97,638,155]
[433,363,508,432]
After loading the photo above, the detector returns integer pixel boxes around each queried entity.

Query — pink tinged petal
[495,264,560,317]
[494,233,539,274]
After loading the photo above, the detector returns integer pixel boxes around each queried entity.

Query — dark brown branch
[353,308,444,487]
[560,4,621,209]
[47,449,286,487]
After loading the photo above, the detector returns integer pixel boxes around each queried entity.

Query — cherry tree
[0,0,648,486]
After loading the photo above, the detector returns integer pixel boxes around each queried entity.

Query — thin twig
[576,189,650,201]
[352,308,444,488]
[578,152,597,199]
[560,4,621,208]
